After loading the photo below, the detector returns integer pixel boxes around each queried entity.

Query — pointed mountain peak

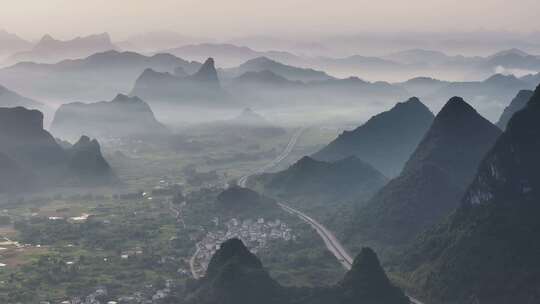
[68,136,112,180]
[437,96,479,119]
[392,96,430,113]
[349,247,384,276]
[190,57,219,83]
[339,247,408,302]
[400,94,501,188]
[404,96,421,104]
[72,135,101,153]
[205,238,263,278]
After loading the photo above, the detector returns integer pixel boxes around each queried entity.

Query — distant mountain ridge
[161,43,301,67]
[0,30,32,58]
[224,56,333,82]
[8,33,117,64]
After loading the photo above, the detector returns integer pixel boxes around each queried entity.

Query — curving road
[235,126,424,304]
[237,128,305,187]
[279,202,424,304]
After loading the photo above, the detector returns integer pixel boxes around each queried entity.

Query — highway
[279,203,353,268]
[190,246,201,279]
[237,127,305,187]
[279,202,424,304]
[235,126,424,304]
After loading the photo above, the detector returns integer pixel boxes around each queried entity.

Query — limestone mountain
[313,97,434,177]
[329,247,409,304]
[190,57,220,85]
[66,136,113,183]
[130,57,227,106]
[403,84,540,304]
[184,238,285,304]
[0,107,67,173]
[51,94,167,140]
[0,106,113,188]
[215,186,277,217]
[345,97,501,251]
[496,89,533,130]
[250,156,387,208]
[185,238,410,304]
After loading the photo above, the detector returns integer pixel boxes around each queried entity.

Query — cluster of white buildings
[193,217,295,275]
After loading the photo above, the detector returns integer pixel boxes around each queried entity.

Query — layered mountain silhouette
[313,97,434,177]
[250,156,387,207]
[0,30,31,58]
[51,94,167,140]
[403,85,540,304]
[496,89,533,130]
[184,238,409,304]
[396,77,450,97]
[345,97,501,250]
[131,57,227,106]
[227,70,407,107]
[8,33,117,64]
[0,51,201,102]
[161,43,301,67]
[0,106,113,191]
[224,56,333,82]
[427,73,533,120]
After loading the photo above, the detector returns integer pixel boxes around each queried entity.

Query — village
[191,217,295,277]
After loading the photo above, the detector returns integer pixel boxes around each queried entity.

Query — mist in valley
[1,1,540,304]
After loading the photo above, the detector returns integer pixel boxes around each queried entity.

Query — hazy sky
[1,0,539,40]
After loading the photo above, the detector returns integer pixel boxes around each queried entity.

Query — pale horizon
[1,0,540,41]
